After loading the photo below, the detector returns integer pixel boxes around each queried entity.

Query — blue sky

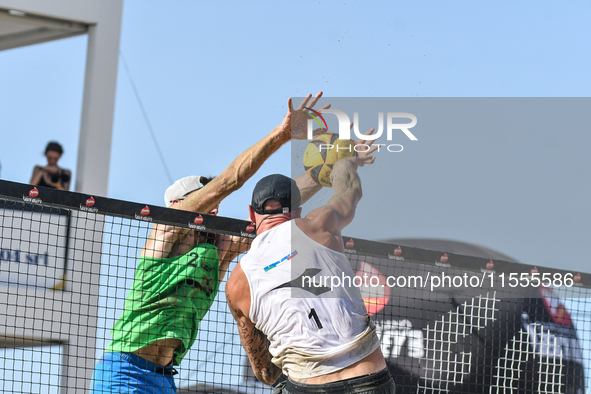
[2,1,590,272]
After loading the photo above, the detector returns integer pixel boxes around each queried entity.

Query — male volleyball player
[226,155,396,393]
[90,93,329,393]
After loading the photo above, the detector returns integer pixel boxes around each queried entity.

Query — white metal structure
[0,0,123,196]
[0,1,122,392]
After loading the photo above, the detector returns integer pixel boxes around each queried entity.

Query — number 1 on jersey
[308,308,323,329]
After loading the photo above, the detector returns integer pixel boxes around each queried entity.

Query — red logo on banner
[574,273,581,282]
[86,197,95,207]
[356,261,391,316]
[194,215,204,224]
[29,187,39,197]
[394,246,402,255]
[246,223,255,233]
[346,239,355,248]
[141,206,150,216]
[440,253,448,263]
[539,286,573,326]
[486,260,494,270]
[531,267,538,274]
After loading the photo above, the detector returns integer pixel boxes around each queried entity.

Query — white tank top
[241,220,379,379]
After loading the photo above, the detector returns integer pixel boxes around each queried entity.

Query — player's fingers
[357,127,376,145]
[365,145,380,155]
[320,103,331,110]
[297,93,313,110]
[357,145,380,160]
[288,97,294,112]
[306,91,323,110]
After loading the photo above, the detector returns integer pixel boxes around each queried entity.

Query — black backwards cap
[251,174,301,215]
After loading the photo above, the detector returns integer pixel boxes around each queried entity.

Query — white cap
[164,176,205,207]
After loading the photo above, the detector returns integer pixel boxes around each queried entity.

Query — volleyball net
[0,179,590,393]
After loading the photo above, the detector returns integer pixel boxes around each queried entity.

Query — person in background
[30,141,72,190]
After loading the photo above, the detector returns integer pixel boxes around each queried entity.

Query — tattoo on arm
[226,292,281,385]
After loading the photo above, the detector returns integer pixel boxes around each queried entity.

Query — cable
[119,51,174,185]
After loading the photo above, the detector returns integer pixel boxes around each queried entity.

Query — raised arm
[324,157,365,230]
[178,93,327,215]
[296,154,374,253]
[143,93,327,259]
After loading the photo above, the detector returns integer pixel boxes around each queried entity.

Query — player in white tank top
[226,144,395,393]
[241,220,380,378]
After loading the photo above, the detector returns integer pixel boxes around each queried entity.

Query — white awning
[0,7,87,51]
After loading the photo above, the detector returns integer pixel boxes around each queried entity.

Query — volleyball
[303,133,356,187]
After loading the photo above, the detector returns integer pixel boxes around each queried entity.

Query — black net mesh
[0,179,589,393]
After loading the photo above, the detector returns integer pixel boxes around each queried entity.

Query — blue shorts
[91,352,178,394]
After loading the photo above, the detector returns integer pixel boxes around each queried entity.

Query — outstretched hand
[279,92,331,140]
